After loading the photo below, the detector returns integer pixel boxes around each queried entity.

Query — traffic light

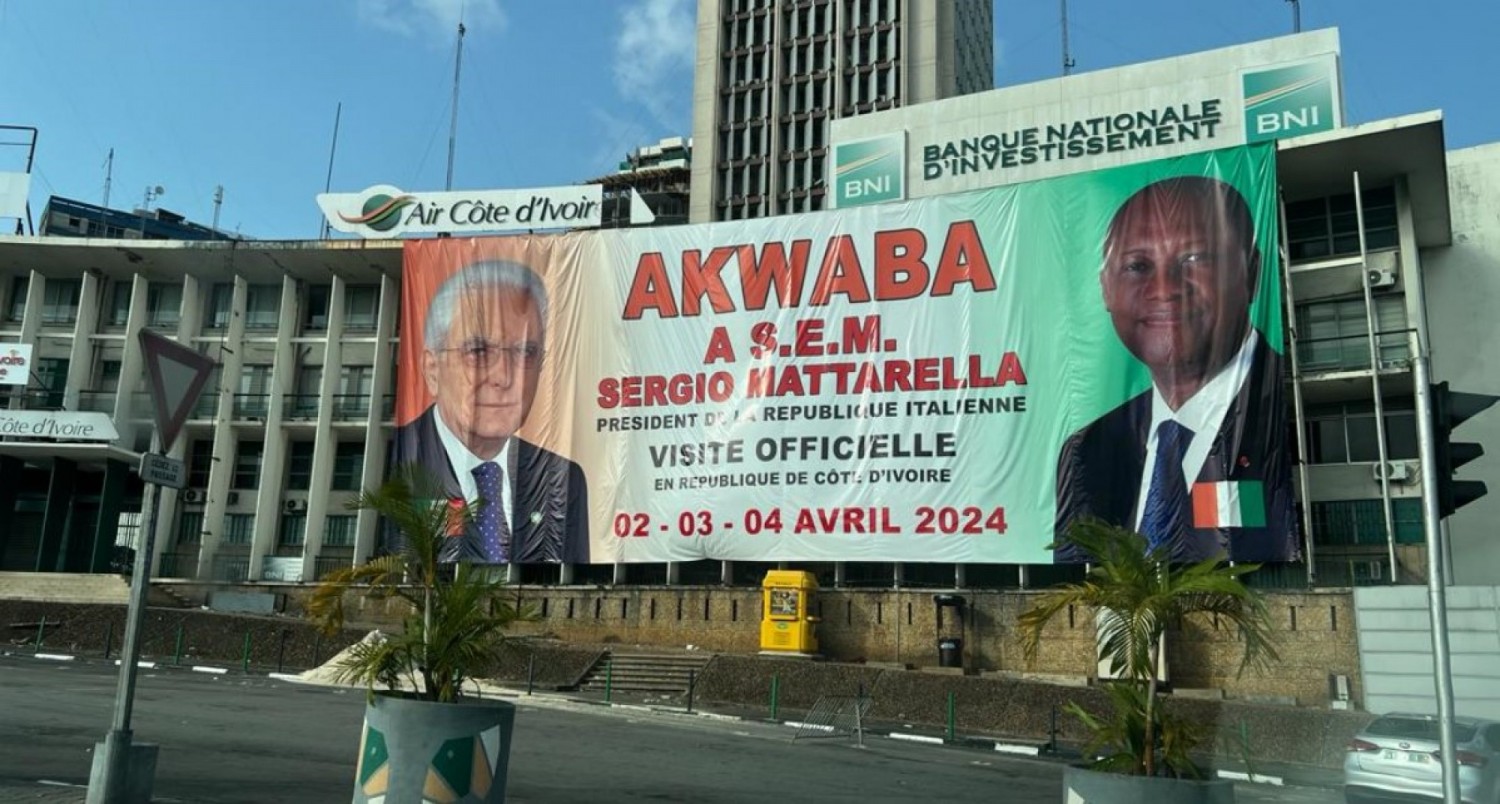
[1430,382,1499,518]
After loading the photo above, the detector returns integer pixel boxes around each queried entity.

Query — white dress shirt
[1131,331,1260,531]
[432,407,515,526]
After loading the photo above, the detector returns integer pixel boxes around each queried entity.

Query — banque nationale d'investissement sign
[318,183,655,238]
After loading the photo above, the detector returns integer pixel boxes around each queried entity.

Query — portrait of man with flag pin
[1054,175,1297,564]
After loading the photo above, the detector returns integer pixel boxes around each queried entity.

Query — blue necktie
[472,462,509,563]
[1140,420,1194,554]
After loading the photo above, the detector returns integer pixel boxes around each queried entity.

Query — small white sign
[261,557,304,583]
[0,172,30,220]
[0,410,119,441]
[317,183,613,238]
[0,343,32,386]
[138,453,186,489]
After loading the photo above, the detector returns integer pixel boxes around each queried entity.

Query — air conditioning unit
[1372,461,1414,483]
[284,499,308,513]
[1367,268,1398,290]
[181,489,206,504]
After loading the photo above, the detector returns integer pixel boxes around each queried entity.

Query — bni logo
[1243,57,1338,143]
[832,132,905,208]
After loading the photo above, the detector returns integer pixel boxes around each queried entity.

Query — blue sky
[1,0,1496,240]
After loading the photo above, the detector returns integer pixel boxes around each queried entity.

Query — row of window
[4,277,380,331]
[175,510,357,548]
[185,439,365,490]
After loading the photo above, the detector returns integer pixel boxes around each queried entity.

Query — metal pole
[319,102,342,240]
[1354,172,1398,582]
[526,654,535,696]
[104,622,114,661]
[241,631,252,673]
[686,669,696,714]
[93,474,163,802]
[1277,192,1318,583]
[770,674,780,720]
[946,691,956,741]
[34,616,46,652]
[604,657,613,704]
[1288,0,1302,33]
[445,22,466,192]
[1412,345,1460,804]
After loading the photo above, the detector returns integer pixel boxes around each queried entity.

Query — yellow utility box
[759,570,819,654]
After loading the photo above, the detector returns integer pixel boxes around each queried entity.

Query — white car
[1344,713,1500,803]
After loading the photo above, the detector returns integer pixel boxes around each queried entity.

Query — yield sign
[139,328,218,453]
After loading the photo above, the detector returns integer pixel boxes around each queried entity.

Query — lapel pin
[530,511,543,525]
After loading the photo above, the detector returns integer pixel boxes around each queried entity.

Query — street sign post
[136,453,186,490]
[90,330,217,804]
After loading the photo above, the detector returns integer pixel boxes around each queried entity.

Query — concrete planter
[353,693,515,803]
[1062,766,1235,803]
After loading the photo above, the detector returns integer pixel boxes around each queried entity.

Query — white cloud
[613,0,695,127]
[587,108,654,176]
[355,0,505,43]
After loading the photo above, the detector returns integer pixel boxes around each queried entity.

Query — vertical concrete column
[63,270,102,411]
[35,458,78,572]
[665,561,681,585]
[89,459,129,572]
[197,277,248,580]
[301,277,345,581]
[7,271,43,411]
[355,274,399,565]
[248,277,300,580]
[111,274,148,451]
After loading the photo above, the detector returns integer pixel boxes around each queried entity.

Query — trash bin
[938,638,963,668]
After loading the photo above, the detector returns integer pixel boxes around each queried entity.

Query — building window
[287,441,315,490]
[344,285,379,330]
[1305,399,1418,463]
[108,282,132,326]
[233,441,263,489]
[279,513,307,547]
[1295,295,1409,372]
[223,513,254,545]
[304,285,330,331]
[187,439,214,488]
[1311,498,1424,546]
[324,514,357,547]
[336,366,374,417]
[1286,185,1398,262]
[98,359,122,392]
[41,279,81,325]
[147,284,183,328]
[236,364,272,417]
[176,511,204,545]
[7,276,28,321]
[331,442,364,491]
[206,283,234,329]
[245,284,280,329]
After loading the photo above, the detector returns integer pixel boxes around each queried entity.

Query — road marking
[34,653,75,662]
[191,666,229,675]
[888,732,945,745]
[1216,770,1284,786]
[114,660,158,669]
[994,744,1041,756]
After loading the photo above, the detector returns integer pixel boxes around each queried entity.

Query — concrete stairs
[0,572,187,607]
[577,651,712,694]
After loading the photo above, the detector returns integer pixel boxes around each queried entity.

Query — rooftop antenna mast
[1061,0,1076,76]
[320,102,342,240]
[211,185,224,232]
[445,17,467,191]
[1288,0,1302,33]
[102,148,114,208]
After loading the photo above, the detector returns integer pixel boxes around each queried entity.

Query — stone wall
[244,583,1359,707]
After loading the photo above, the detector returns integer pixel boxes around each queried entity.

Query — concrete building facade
[688,0,993,222]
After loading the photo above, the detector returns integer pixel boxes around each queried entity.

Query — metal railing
[158,551,200,579]
[1297,328,1413,374]
[76,390,116,412]
[283,394,320,420]
[232,393,270,418]
[313,554,352,580]
[212,554,251,582]
[6,389,65,410]
[331,394,371,420]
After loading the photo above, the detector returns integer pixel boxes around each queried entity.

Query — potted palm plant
[308,466,525,804]
[1017,520,1279,803]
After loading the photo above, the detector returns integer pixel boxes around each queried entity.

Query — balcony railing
[76,390,116,413]
[314,554,353,580]
[158,551,200,579]
[382,395,396,420]
[6,389,65,410]
[212,553,251,582]
[232,393,270,418]
[1297,329,1413,375]
[283,394,320,420]
[331,394,371,420]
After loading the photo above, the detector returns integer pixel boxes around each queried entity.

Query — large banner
[394,144,1295,565]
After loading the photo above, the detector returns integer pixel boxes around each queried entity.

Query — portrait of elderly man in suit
[393,258,589,564]
[1055,175,1296,564]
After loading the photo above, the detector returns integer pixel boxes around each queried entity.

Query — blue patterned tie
[1140,420,1194,554]
[472,462,509,563]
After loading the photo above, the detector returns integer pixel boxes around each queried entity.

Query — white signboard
[318,183,615,238]
[0,410,120,442]
[0,172,30,220]
[261,557,304,583]
[0,343,32,386]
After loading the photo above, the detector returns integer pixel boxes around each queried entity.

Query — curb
[191,665,228,675]
[113,660,157,670]
[34,653,75,662]
[1216,770,1285,786]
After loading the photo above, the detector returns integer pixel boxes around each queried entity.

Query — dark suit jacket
[391,405,590,564]
[1054,337,1297,564]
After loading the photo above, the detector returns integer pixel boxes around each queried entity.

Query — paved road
[0,655,1342,803]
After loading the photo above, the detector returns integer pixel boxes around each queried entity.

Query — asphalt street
[0,655,1343,803]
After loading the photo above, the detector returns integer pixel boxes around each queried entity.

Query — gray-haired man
[392,259,589,564]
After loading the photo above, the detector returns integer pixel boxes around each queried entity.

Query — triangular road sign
[139,328,218,453]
